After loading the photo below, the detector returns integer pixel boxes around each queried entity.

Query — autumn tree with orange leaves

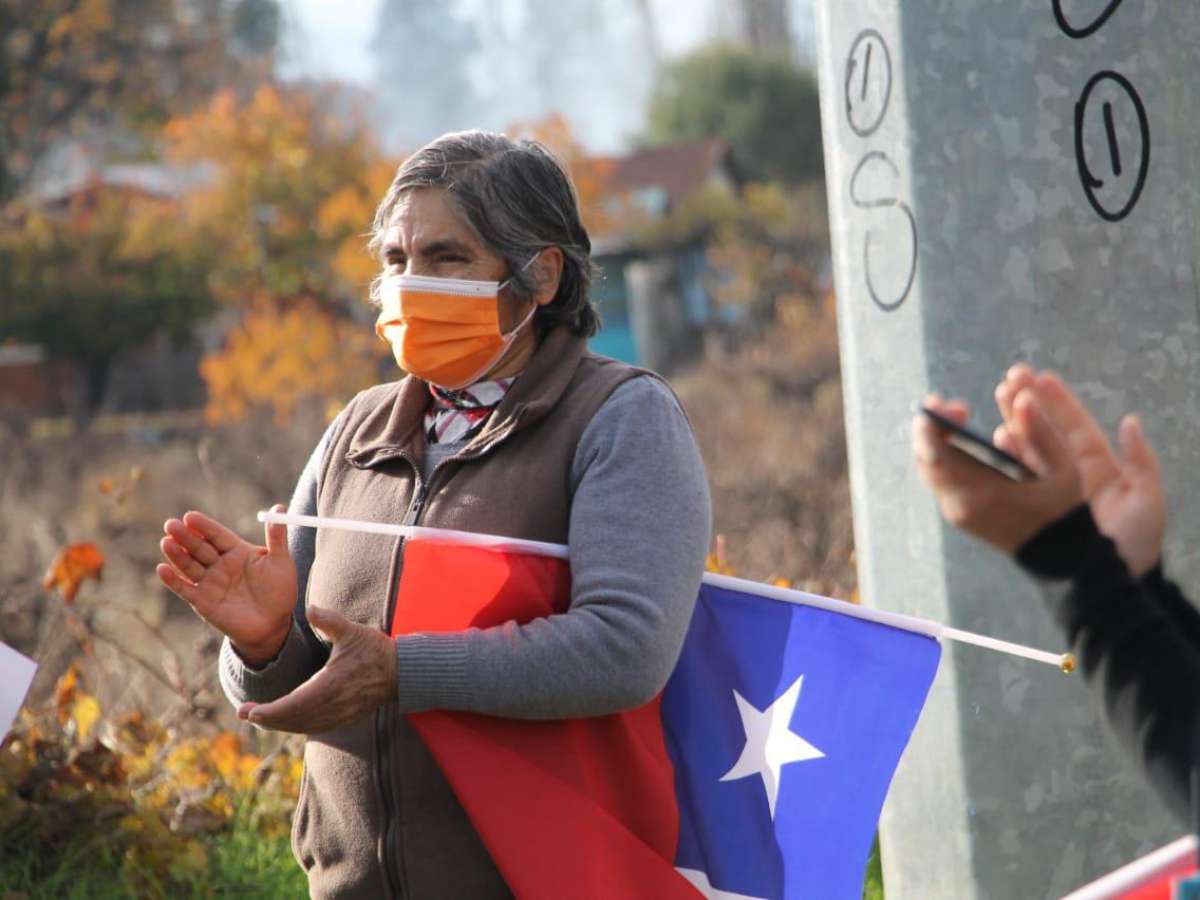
[0,1,291,417]
[192,107,629,426]
[0,0,282,205]
[163,84,395,305]
[163,85,395,424]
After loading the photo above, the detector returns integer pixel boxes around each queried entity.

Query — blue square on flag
[663,579,941,900]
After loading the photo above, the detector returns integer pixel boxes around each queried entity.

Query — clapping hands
[914,366,1165,576]
[157,503,297,665]
[993,366,1165,576]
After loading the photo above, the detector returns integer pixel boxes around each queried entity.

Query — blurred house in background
[589,137,738,372]
[0,344,73,419]
[2,135,740,419]
[3,149,214,418]
[31,139,213,210]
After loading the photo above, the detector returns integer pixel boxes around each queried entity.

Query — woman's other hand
[157,503,297,665]
[236,605,398,734]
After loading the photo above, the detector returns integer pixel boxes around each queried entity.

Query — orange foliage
[54,663,82,721]
[42,542,105,603]
[704,182,828,320]
[200,298,383,425]
[163,84,397,305]
[318,157,399,290]
[163,85,401,424]
[705,534,736,576]
[53,664,101,739]
[98,465,144,504]
[3,667,305,888]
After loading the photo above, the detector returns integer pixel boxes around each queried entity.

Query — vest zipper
[373,445,491,895]
[375,451,426,899]
[375,704,401,897]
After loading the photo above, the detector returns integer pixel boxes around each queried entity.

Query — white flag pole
[259,509,570,559]
[258,509,1074,671]
[1059,835,1196,899]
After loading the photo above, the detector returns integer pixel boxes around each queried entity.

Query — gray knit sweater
[218,376,712,719]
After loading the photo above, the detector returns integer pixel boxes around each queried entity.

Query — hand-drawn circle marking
[849,151,918,312]
[1073,70,1150,222]
[1052,0,1128,40]
[844,29,892,139]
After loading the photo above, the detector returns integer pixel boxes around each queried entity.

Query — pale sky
[280,0,719,87]
[278,0,812,152]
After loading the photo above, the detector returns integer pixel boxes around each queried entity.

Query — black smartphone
[920,406,1036,482]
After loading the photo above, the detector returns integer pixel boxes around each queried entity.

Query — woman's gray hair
[368,130,601,338]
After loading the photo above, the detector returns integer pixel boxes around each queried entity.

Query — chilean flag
[1061,837,1199,900]
[388,532,940,900]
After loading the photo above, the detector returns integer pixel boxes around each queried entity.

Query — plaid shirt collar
[424,378,516,445]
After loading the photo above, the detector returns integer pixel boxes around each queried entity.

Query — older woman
[156,131,711,898]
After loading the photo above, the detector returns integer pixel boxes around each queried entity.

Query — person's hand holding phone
[913,388,1085,556]
[994,365,1165,576]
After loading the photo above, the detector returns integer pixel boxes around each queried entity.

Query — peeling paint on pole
[814,1,1200,897]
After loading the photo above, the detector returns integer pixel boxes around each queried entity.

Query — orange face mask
[374,273,535,390]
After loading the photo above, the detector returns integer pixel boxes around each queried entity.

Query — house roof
[596,138,732,213]
[0,344,46,367]
[33,155,214,206]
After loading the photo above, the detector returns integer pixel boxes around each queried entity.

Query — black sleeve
[1144,564,1200,652]
[1016,504,1200,825]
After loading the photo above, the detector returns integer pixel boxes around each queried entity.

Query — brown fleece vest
[292,329,642,899]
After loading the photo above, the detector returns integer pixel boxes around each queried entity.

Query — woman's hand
[237,605,398,734]
[157,504,297,665]
[995,367,1165,577]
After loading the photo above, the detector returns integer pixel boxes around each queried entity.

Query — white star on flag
[720,675,825,819]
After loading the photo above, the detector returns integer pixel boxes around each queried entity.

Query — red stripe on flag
[411,712,697,898]
[391,538,571,633]
[1117,858,1197,900]
[392,540,695,898]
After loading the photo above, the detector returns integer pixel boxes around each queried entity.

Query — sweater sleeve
[1016,504,1200,824]
[218,419,337,706]
[1144,564,1200,650]
[392,376,713,719]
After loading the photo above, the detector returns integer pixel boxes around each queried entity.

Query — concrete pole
[814,1,1200,897]
[627,257,684,373]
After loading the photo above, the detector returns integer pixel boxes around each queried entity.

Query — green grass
[0,806,306,899]
[863,833,885,900]
[4,805,881,899]
[200,809,307,899]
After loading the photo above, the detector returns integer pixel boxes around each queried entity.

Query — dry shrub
[1,665,302,893]
[675,291,855,599]
[0,403,330,714]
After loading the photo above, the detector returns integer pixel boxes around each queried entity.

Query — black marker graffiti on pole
[1052,0,1128,40]
[1073,70,1150,222]
[845,29,892,139]
[849,152,918,312]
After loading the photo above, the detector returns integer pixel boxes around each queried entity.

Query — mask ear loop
[497,250,545,338]
[497,250,543,293]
